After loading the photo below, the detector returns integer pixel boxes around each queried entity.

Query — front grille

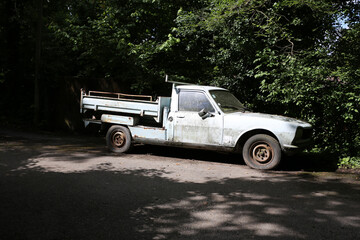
[302,128,313,139]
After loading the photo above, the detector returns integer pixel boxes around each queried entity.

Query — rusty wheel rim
[112,131,126,148]
[251,142,273,163]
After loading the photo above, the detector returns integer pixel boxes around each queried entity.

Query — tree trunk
[34,0,43,125]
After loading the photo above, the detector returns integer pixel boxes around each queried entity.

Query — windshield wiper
[222,106,238,110]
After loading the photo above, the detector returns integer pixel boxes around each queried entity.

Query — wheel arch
[102,122,131,133]
[235,129,280,152]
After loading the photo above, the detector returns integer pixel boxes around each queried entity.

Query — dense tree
[157,0,360,161]
[0,0,359,165]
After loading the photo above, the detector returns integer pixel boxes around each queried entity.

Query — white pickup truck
[80,80,312,170]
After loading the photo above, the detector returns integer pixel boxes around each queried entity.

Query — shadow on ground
[1,130,360,239]
[133,144,340,173]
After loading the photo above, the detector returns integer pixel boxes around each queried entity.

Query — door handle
[177,115,185,118]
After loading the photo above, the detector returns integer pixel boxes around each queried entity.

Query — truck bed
[80,90,171,123]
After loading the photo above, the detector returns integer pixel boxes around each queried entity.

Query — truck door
[171,90,223,145]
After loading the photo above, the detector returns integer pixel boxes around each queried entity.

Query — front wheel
[242,134,281,170]
[106,125,132,153]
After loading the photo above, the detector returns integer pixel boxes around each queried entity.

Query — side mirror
[198,109,214,120]
[198,108,207,117]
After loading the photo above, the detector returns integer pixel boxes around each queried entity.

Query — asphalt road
[1,129,360,240]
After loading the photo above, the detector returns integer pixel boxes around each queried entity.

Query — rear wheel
[242,134,281,170]
[106,125,132,153]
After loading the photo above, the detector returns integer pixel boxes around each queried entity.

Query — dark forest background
[0,0,359,167]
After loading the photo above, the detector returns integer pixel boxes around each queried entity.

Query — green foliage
[45,0,192,94]
[246,1,360,159]
[338,157,360,169]
[163,0,360,161]
[255,49,360,158]
[0,0,359,165]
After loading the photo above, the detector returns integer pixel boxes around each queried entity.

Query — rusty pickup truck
[80,80,312,170]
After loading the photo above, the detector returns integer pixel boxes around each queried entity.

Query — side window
[179,91,215,112]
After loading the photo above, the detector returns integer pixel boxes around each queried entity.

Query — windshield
[209,90,247,113]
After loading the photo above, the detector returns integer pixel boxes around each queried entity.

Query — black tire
[106,125,132,153]
[242,134,281,170]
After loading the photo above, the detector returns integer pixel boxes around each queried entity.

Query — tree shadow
[1,130,360,239]
[1,168,360,239]
[0,130,360,239]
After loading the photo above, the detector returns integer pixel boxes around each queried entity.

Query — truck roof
[175,84,227,92]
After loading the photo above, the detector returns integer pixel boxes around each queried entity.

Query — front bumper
[283,138,313,155]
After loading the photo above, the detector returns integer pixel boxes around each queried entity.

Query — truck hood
[226,112,311,128]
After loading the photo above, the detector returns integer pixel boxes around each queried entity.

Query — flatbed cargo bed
[80,90,171,123]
